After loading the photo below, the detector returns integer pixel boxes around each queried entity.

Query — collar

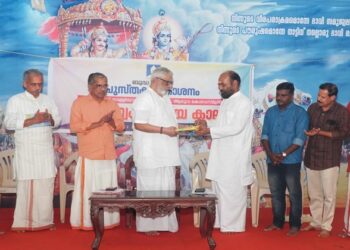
[278,101,294,111]
[226,90,241,101]
[148,87,167,99]
[24,91,40,100]
[316,101,337,113]
[87,94,107,103]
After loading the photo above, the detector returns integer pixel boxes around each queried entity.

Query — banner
[48,58,253,132]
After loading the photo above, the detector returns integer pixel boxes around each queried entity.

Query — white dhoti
[70,157,120,230]
[12,178,55,231]
[212,181,247,232]
[136,166,178,232]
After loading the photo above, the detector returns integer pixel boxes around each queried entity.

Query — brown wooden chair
[124,155,136,228]
[123,155,181,228]
[59,152,79,223]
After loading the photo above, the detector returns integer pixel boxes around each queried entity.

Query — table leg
[125,208,133,228]
[206,201,216,250]
[91,205,105,250]
[199,207,207,237]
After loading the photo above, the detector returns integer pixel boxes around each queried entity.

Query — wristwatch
[282,152,287,158]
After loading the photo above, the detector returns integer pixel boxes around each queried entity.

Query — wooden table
[90,190,217,250]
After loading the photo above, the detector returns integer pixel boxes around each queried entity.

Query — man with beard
[196,70,254,232]
[261,82,309,236]
[132,67,180,235]
[302,83,349,238]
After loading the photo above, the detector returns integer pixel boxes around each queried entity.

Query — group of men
[0,67,349,240]
[262,82,350,238]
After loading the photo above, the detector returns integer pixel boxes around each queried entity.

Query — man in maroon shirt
[302,83,350,238]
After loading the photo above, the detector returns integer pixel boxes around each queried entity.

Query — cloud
[327,52,350,69]
[250,49,305,78]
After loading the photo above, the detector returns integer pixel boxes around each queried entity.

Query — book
[176,125,199,132]
[92,187,125,196]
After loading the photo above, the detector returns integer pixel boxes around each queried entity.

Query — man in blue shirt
[261,82,309,236]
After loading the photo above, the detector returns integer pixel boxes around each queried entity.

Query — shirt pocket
[283,123,295,133]
[325,119,338,130]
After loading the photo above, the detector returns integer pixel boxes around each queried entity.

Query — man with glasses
[70,72,125,230]
[4,69,61,231]
[132,67,180,235]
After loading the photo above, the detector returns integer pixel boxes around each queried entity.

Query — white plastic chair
[59,152,78,223]
[189,151,211,228]
[0,149,16,206]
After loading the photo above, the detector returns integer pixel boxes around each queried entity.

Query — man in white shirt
[132,67,180,235]
[196,70,254,233]
[4,69,61,231]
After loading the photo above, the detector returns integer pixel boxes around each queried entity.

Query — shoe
[338,232,349,238]
[145,231,160,236]
[301,224,321,231]
[287,227,299,237]
[318,230,331,238]
[264,224,282,232]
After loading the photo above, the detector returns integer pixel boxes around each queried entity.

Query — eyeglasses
[156,77,173,85]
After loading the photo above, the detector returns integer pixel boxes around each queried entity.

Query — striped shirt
[4,91,61,180]
[304,102,350,170]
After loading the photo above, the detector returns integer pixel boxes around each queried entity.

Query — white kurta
[132,88,180,232]
[4,91,61,180]
[132,88,180,169]
[4,91,60,231]
[206,91,254,232]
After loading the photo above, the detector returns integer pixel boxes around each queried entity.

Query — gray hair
[23,69,43,82]
[87,72,107,85]
[150,67,173,81]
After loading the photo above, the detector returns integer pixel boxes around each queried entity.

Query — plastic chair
[250,151,309,227]
[189,151,211,228]
[0,149,16,206]
[59,152,78,223]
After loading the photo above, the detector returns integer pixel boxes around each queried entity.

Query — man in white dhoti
[196,70,254,233]
[132,67,180,235]
[4,69,61,231]
[70,72,125,230]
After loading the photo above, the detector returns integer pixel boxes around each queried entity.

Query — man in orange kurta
[69,72,124,230]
